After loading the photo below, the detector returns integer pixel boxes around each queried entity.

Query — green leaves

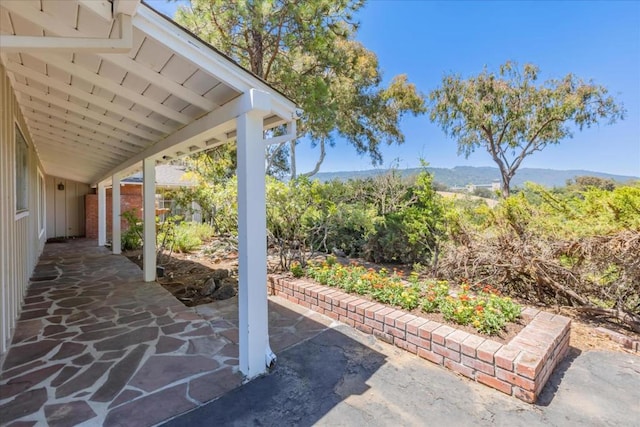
[429,61,625,196]
[176,0,425,176]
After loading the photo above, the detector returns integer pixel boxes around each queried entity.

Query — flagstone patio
[0,239,332,427]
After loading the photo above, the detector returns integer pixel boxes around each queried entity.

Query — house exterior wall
[0,63,47,353]
[45,176,90,239]
[85,184,142,240]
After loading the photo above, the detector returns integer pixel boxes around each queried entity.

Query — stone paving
[0,239,332,427]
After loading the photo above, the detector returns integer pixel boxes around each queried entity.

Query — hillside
[313,166,638,188]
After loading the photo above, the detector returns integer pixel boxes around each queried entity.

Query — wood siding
[45,176,90,239]
[0,63,47,353]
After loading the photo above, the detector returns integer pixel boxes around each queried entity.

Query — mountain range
[313,166,639,188]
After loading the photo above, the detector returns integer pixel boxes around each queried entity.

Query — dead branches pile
[439,225,640,332]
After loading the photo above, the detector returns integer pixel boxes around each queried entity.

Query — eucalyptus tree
[429,61,624,197]
[174,0,425,177]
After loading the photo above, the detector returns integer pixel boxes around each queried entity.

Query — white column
[237,110,271,378]
[112,174,121,254]
[143,158,156,282]
[98,181,106,246]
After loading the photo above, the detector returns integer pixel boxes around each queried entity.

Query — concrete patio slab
[163,324,640,427]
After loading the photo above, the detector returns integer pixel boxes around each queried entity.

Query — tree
[174,0,425,178]
[429,61,624,197]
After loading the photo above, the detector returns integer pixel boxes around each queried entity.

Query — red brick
[520,307,540,322]
[340,295,359,309]
[384,325,405,340]
[494,346,521,372]
[374,307,395,322]
[355,301,377,316]
[406,333,431,351]
[513,387,536,403]
[496,368,535,391]
[324,311,339,321]
[445,359,475,380]
[373,329,394,344]
[347,311,364,324]
[335,307,347,317]
[365,303,388,319]
[445,330,470,352]
[432,325,456,345]
[298,300,311,309]
[355,323,373,335]
[418,321,441,340]
[476,372,512,395]
[395,314,418,331]
[340,316,355,327]
[432,343,460,363]
[476,340,502,363]
[364,317,384,331]
[418,348,444,365]
[462,355,494,376]
[406,318,429,336]
[383,310,406,326]
[515,351,543,380]
[395,340,417,354]
[347,298,368,312]
[461,335,485,357]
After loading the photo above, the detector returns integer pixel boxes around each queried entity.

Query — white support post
[143,158,156,282]
[112,174,122,255]
[237,110,272,378]
[98,182,106,246]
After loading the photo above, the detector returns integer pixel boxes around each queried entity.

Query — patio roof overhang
[1,0,298,380]
[0,0,298,186]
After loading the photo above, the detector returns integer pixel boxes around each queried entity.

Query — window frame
[37,168,45,237]
[14,122,29,220]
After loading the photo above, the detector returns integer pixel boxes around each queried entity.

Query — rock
[201,278,219,297]
[212,284,237,300]
[332,247,347,258]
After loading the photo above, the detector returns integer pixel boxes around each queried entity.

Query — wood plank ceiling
[0,0,251,184]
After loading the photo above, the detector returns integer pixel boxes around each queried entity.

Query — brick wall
[85,184,142,239]
[268,275,571,404]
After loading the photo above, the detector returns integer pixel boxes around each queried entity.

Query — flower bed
[299,260,521,335]
[268,274,571,404]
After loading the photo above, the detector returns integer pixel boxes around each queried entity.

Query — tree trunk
[500,170,511,198]
[289,140,297,180]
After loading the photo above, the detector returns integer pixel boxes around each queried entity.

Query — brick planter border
[268,275,571,403]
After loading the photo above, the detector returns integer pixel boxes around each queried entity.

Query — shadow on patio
[0,239,385,427]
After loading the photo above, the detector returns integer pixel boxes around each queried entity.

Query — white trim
[14,211,29,221]
[37,168,45,238]
[0,14,133,53]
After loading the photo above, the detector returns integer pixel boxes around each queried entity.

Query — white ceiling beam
[26,119,137,158]
[5,60,174,134]
[23,111,140,155]
[78,0,113,22]
[97,54,218,112]
[114,0,142,17]
[29,129,127,163]
[13,82,158,140]
[0,14,133,53]
[35,52,191,124]
[97,92,251,182]
[37,148,114,171]
[19,97,148,148]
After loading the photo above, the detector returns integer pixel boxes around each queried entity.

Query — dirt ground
[125,243,639,355]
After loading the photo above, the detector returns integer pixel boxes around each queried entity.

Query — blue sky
[146,0,640,177]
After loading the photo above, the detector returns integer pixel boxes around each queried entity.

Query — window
[15,124,28,213]
[38,169,45,236]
